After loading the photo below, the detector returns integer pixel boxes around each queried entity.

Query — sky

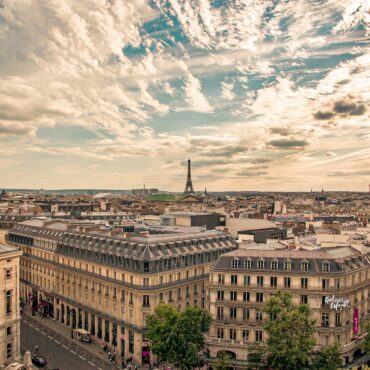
[0,0,369,192]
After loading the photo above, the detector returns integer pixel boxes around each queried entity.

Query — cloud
[328,170,370,177]
[220,81,236,101]
[183,73,212,112]
[236,170,268,177]
[269,127,293,136]
[267,139,310,149]
[314,95,367,120]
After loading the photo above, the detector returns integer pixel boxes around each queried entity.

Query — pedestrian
[108,351,111,360]
[35,344,39,353]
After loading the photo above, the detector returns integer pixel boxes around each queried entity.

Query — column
[109,321,114,345]
[102,318,106,341]
[81,310,86,329]
[88,312,93,332]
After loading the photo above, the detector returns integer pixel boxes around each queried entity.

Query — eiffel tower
[183,159,195,194]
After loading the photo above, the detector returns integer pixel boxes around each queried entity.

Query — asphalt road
[21,318,117,370]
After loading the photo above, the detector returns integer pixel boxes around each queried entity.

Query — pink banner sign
[353,307,359,336]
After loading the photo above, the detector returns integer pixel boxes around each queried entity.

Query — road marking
[98,367,103,370]
[62,345,68,350]
[55,340,60,344]
[41,331,46,335]
[78,355,86,360]
[47,335,53,339]
[70,350,77,355]
[34,327,40,332]
[88,361,96,367]
[24,320,28,324]
[29,324,34,328]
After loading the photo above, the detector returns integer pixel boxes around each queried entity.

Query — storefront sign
[324,295,350,310]
[353,307,359,336]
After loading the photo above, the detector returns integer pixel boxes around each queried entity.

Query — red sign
[353,307,359,336]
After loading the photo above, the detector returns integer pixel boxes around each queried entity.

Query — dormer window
[322,262,330,272]
[244,259,252,269]
[284,261,292,271]
[300,261,309,272]
[257,260,265,270]
[270,260,278,270]
[231,259,239,269]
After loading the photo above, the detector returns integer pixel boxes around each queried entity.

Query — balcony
[321,322,330,328]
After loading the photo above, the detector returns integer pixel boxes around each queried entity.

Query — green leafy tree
[263,291,316,370]
[311,343,342,370]
[214,351,231,370]
[146,303,212,370]
[363,320,370,353]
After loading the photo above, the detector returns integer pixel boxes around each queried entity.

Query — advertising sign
[353,307,359,336]
[324,295,350,310]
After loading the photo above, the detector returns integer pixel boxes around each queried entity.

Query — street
[21,317,118,370]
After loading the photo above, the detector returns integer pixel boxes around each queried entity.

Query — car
[31,355,47,367]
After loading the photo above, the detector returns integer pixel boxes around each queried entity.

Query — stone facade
[0,244,22,366]
[206,247,370,367]
[7,219,237,365]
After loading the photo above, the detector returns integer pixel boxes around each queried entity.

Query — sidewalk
[22,306,122,369]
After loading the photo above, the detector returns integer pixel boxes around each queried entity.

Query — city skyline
[0,1,369,191]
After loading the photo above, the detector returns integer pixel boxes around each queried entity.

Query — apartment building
[0,244,22,366]
[7,219,237,365]
[206,247,370,367]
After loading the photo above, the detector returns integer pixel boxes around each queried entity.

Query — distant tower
[184,159,195,194]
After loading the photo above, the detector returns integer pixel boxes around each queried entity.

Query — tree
[263,291,316,370]
[146,303,212,370]
[311,343,342,370]
[363,320,370,353]
[214,351,231,370]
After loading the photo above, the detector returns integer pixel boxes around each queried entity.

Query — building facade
[0,244,22,366]
[206,247,370,367]
[7,219,237,365]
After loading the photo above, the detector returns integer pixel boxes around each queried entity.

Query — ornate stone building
[206,247,370,367]
[0,244,22,366]
[7,219,237,365]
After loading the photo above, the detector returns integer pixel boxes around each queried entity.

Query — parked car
[32,355,47,367]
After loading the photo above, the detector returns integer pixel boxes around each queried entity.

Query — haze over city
[0,0,369,191]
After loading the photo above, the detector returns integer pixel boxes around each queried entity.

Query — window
[242,329,250,342]
[284,277,291,288]
[217,307,224,319]
[334,278,340,290]
[186,287,190,297]
[301,278,308,289]
[335,313,341,327]
[217,290,224,301]
[322,262,330,272]
[218,274,225,285]
[255,330,263,342]
[177,288,181,299]
[270,277,277,288]
[231,259,239,269]
[6,343,12,359]
[231,274,238,285]
[6,269,12,279]
[257,260,265,270]
[142,295,150,307]
[301,295,308,304]
[322,279,329,290]
[244,275,251,286]
[169,291,173,302]
[321,312,329,327]
[257,276,264,287]
[256,292,264,303]
[6,326,12,336]
[230,307,237,319]
[217,328,224,339]
[229,328,236,340]
[230,291,237,301]
[256,310,263,321]
[143,278,149,286]
[6,290,11,315]
[243,292,250,302]
[159,293,164,301]
[271,261,278,270]
[244,260,252,269]
[243,308,250,320]
[301,261,309,272]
